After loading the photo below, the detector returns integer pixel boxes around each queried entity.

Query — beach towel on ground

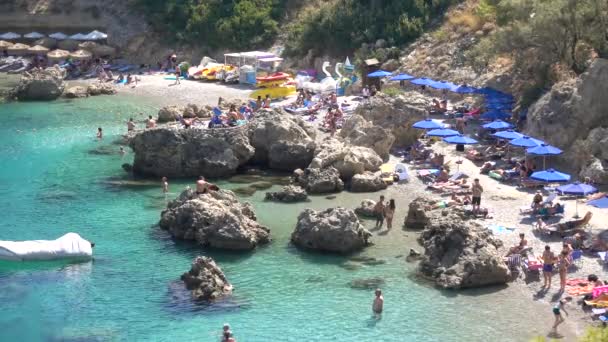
[164,76,184,80]
[488,224,515,234]
[0,233,93,261]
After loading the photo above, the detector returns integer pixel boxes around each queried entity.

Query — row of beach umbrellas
[0,30,107,41]
[0,40,114,58]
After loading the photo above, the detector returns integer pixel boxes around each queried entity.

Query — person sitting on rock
[196,176,210,194]
[146,115,156,129]
[506,233,528,257]
[228,105,239,126]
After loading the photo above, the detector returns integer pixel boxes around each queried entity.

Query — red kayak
[257,72,291,82]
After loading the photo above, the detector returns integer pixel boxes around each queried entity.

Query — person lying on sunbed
[425,198,461,210]
[480,161,496,174]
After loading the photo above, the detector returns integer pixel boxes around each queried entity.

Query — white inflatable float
[0,233,93,261]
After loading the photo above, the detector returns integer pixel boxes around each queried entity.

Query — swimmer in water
[127,118,136,132]
[372,288,383,317]
[97,127,103,139]
[119,146,126,155]
[162,177,169,193]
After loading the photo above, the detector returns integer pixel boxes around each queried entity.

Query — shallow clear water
[0,94,551,342]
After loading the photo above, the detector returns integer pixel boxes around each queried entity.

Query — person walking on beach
[162,177,169,194]
[557,251,570,291]
[372,289,384,317]
[374,196,385,229]
[174,65,181,85]
[127,118,136,132]
[96,127,103,139]
[471,178,483,212]
[551,297,571,335]
[146,115,156,129]
[385,199,396,230]
[542,245,555,289]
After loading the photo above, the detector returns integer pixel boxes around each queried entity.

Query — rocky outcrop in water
[157,104,210,123]
[160,189,270,250]
[413,198,510,289]
[265,185,308,203]
[10,66,65,101]
[310,139,382,180]
[526,59,608,183]
[291,207,371,254]
[339,115,395,159]
[293,167,344,194]
[180,256,233,301]
[350,172,387,192]
[354,199,377,218]
[130,125,254,178]
[86,83,116,96]
[249,109,317,171]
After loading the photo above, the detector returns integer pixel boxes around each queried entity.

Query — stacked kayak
[0,233,93,261]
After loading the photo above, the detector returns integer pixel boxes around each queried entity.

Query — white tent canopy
[24,32,45,39]
[85,30,107,40]
[69,33,88,41]
[0,32,21,40]
[49,32,68,40]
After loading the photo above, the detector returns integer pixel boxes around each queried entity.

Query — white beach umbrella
[69,33,88,41]
[49,32,68,40]
[85,30,108,40]
[24,32,45,39]
[0,32,21,40]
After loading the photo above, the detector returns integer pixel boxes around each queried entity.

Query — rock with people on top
[160,187,270,250]
[291,207,372,254]
[180,256,233,301]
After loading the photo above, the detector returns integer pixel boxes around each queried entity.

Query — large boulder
[310,139,382,179]
[160,189,270,250]
[415,201,510,289]
[340,115,395,159]
[64,86,88,98]
[526,59,608,174]
[10,66,65,101]
[158,105,183,123]
[87,83,116,96]
[180,256,233,301]
[354,199,377,218]
[130,126,254,178]
[404,196,435,229]
[354,92,428,147]
[350,172,387,192]
[265,185,308,203]
[248,109,317,171]
[293,167,344,194]
[291,207,372,254]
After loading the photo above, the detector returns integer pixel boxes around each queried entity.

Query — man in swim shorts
[373,196,385,229]
[471,178,483,212]
[542,245,555,289]
[372,289,384,315]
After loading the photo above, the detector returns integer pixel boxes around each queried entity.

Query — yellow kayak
[256,79,290,88]
[250,86,297,100]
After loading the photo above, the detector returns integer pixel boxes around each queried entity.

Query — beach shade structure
[0,40,13,49]
[58,39,79,51]
[443,134,479,145]
[47,49,70,60]
[49,32,68,40]
[452,85,478,93]
[412,119,445,130]
[508,135,544,148]
[530,168,571,183]
[69,33,88,41]
[78,41,98,51]
[410,77,436,86]
[34,37,57,49]
[85,30,108,40]
[0,32,21,40]
[7,43,31,55]
[426,128,460,137]
[28,45,50,55]
[69,49,93,60]
[527,143,563,169]
[493,130,524,140]
[482,120,513,130]
[24,32,45,39]
[92,45,116,57]
[389,73,414,81]
[588,196,608,209]
[481,110,511,121]
[431,81,458,90]
[367,70,392,78]
[557,182,598,218]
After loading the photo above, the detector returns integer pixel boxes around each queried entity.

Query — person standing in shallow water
[373,196,385,229]
[96,127,103,139]
[162,177,169,194]
[384,199,396,230]
[372,289,384,317]
[127,118,136,132]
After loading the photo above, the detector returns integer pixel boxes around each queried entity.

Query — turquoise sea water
[0,94,554,341]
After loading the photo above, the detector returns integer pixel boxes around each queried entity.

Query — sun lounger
[523,254,542,272]
[505,254,522,270]
[585,293,608,307]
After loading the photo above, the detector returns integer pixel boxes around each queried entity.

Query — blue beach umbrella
[509,136,544,148]
[483,120,513,130]
[443,134,479,145]
[452,85,478,93]
[412,119,444,130]
[493,130,524,140]
[430,81,457,90]
[426,128,460,137]
[410,78,436,86]
[557,182,598,217]
[367,70,392,78]
[588,196,608,209]
[530,168,571,183]
[527,143,563,169]
[389,73,414,81]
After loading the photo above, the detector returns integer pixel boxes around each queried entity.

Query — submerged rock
[232,186,258,197]
[293,167,344,194]
[291,207,371,254]
[350,172,387,192]
[354,199,377,218]
[180,256,233,301]
[160,189,270,250]
[264,185,308,203]
[349,277,385,290]
[249,181,273,190]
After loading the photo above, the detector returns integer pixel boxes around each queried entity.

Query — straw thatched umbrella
[7,43,31,55]
[78,41,98,51]
[34,37,57,49]
[58,39,79,51]
[0,40,13,49]
[92,44,116,57]
[47,49,70,60]
[28,45,50,55]
[70,49,92,60]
